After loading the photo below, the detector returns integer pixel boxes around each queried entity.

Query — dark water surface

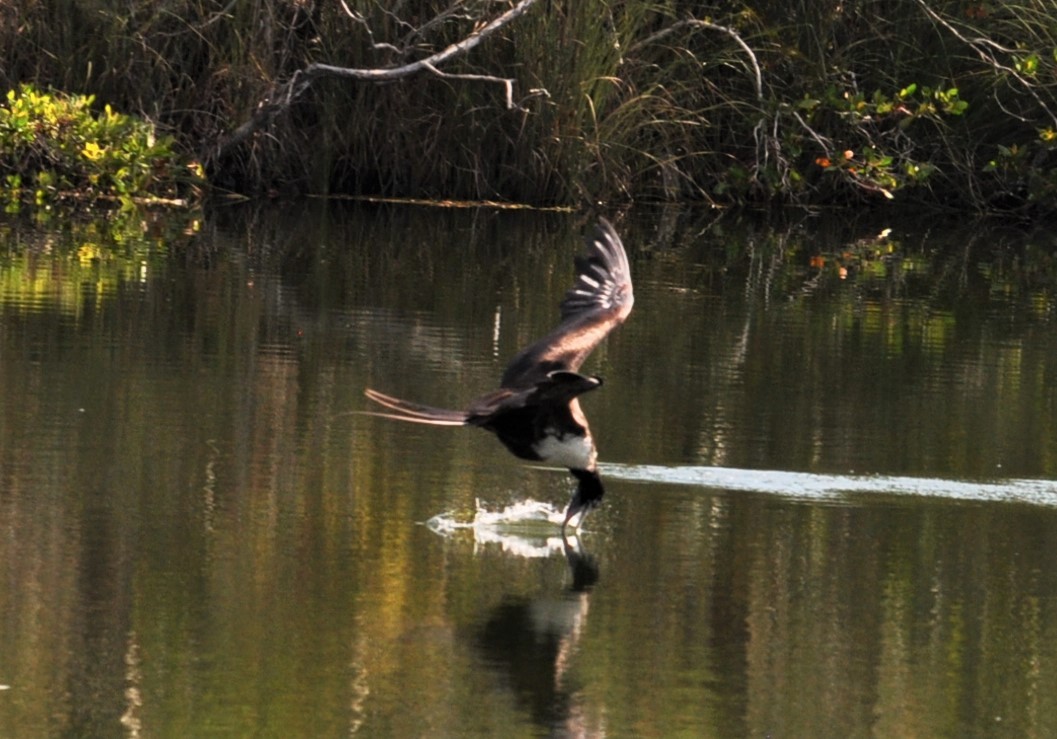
[3,205,1057,736]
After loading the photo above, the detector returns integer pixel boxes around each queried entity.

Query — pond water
[2,203,1057,736]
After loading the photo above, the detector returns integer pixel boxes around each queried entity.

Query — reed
[2,1,1056,212]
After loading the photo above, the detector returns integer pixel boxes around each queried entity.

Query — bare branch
[399,1,476,51]
[214,0,542,162]
[421,61,523,111]
[790,109,834,156]
[301,0,539,84]
[337,0,402,55]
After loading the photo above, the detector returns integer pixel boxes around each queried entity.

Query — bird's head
[539,370,603,403]
[563,468,605,530]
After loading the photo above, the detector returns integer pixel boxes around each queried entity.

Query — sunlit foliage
[0,85,188,210]
[2,2,1057,212]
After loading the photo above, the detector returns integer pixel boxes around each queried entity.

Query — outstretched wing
[558,218,634,323]
[500,218,634,388]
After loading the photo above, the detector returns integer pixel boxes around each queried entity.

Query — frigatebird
[363,218,634,530]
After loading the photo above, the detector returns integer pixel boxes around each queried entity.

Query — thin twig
[628,16,771,188]
[338,0,402,55]
[791,109,834,155]
[913,0,1057,128]
[628,18,762,102]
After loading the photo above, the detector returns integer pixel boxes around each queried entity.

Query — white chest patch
[533,430,596,469]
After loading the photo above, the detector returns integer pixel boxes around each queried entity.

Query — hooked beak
[563,468,605,532]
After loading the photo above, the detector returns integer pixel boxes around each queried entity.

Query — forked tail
[362,388,469,426]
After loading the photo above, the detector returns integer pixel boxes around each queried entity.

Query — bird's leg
[561,504,589,533]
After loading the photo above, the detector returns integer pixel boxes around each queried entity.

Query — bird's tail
[361,388,469,426]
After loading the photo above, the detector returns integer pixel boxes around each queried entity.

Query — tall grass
[3,1,1057,212]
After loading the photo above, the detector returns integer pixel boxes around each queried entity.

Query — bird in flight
[363,218,634,530]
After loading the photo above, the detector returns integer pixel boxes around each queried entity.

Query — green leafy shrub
[798,84,968,200]
[3,2,1057,212]
[0,84,185,209]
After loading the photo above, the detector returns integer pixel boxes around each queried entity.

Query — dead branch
[213,0,542,164]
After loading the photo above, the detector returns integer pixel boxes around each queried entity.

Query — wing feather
[558,218,634,322]
[501,218,634,387]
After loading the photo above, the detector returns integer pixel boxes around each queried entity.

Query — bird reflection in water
[472,537,600,735]
[362,218,634,531]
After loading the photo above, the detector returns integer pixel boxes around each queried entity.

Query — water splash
[426,498,572,557]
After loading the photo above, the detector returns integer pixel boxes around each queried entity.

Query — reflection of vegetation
[0,210,200,315]
[0,85,190,210]
[603,209,1057,486]
[5,207,1057,734]
[714,213,1057,317]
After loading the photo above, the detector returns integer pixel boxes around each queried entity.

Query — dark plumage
[363,218,634,530]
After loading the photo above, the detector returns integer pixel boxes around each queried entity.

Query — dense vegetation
[2,1,1057,214]
[0,85,188,209]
